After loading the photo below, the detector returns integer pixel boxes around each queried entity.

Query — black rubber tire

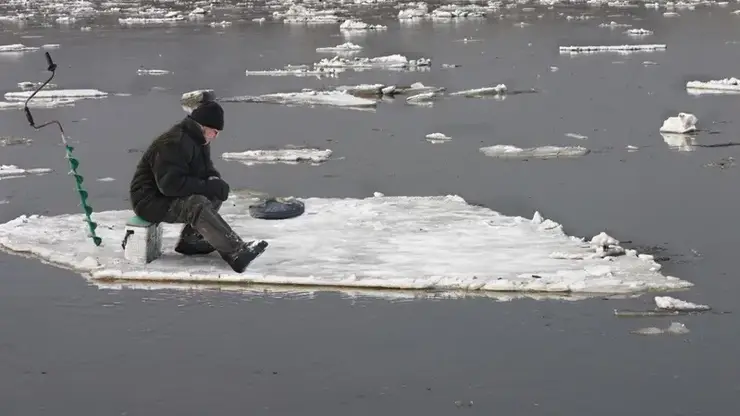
[249,197,305,220]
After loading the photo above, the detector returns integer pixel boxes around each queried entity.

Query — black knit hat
[190,101,224,131]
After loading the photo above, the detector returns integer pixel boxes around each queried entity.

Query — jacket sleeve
[151,141,209,197]
[203,144,221,178]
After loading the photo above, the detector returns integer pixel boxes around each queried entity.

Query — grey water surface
[1,4,739,415]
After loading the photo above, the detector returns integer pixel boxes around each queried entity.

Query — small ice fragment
[659,112,697,134]
[425,132,451,143]
[655,296,711,311]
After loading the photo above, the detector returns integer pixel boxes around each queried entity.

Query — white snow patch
[0,193,692,295]
[655,296,711,311]
[480,145,590,159]
[559,44,666,54]
[0,165,51,179]
[4,89,108,101]
[659,113,697,134]
[222,148,333,165]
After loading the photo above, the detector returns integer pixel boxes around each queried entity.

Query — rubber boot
[192,206,268,273]
[174,225,216,255]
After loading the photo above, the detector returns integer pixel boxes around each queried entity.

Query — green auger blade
[82,204,94,216]
[73,174,84,184]
[67,157,80,171]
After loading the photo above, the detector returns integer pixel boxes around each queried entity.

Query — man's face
[203,126,220,144]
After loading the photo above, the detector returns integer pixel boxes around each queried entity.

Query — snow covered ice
[559,44,667,54]
[0,192,692,295]
[480,145,590,159]
[222,148,333,165]
[686,78,740,93]
[0,164,51,179]
[220,90,377,109]
[4,89,108,101]
[659,112,697,134]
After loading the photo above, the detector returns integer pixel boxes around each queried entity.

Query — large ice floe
[222,148,333,165]
[220,90,377,110]
[314,54,431,70]
[4,89,108,101]
[686,78,740,94]
[480,145,590,159]
[0,192,692,295]
[559,44,667,54]
[0,164,51,180]
[315,42,363,54]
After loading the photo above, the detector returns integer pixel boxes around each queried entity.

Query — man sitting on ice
[129,100,267,273]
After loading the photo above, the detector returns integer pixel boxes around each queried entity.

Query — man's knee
[182,194,211,213]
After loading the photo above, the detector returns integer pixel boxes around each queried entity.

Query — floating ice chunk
[4,89,108,101]
[686,78,740,93]
[661,133,696,152]
[631,322,689,336]
[222,148,332,165]
[430,4,488,19]
[334,84,387,97]
[314,54,431,69]
[0,99,76,110]
[339,19,387,31]
[566,133,588,140]
[425,132,451,143]
[406,91,442,105]
[315,42,363,53]
[245,66,340,77]
[663,11,680,17]
[449,84,507,97]
[119,16,185,24]
[210,20,232,28]
[180,89,215,113]
[559,44,666,53]
[480,145,590,159]
[655,296,711,311]
[137,68,170,75]
[0,193,693,295]
[97,177,116,182]
[275,5,341,24]
[17,81,57,90]
[220,90,377,109]
[0,136,32,146]
[659,112,697,134]
[0,164,51,179]
[42,44,60,49]
[625,28,653,36]
[0,44,39,52]
[398,4,429,20]
[599,21,632,28]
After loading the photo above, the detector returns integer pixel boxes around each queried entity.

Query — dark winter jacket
[129,116,221,223]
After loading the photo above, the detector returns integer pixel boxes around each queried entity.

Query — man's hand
[206,177,230,201]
